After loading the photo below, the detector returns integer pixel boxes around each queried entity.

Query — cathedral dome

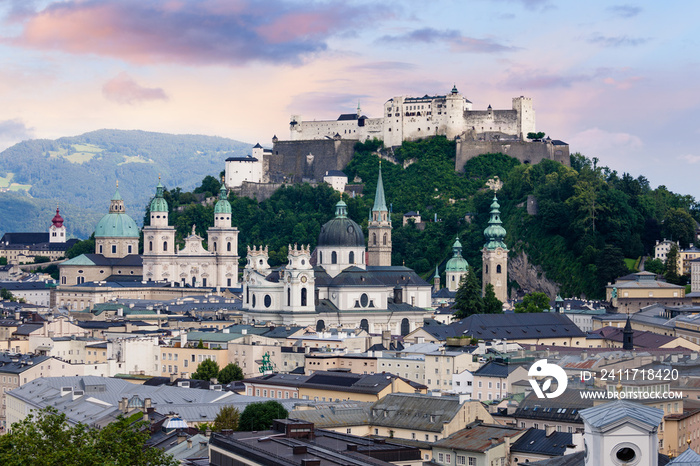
[95,189,139,238]
[318,201,365,247]
[95,213,139,238]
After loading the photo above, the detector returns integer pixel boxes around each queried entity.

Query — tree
[452,269,483,320]
[644,258,665,275]
[0,288,15,302]
[665,244,680,283]
[0,407,177,466]
[65,233,95,259]
[514,292,551,313]
[191,359,220,382]
[596,245,629,290]
[482,283,503,314]
[213,405,240,432]
[33,256,50,264]
[196,339,205,349]
[218,363,244,384]
[0,257,7,265]
[527,132,546,141]
[239,401,288,432]
[662,208,696,248]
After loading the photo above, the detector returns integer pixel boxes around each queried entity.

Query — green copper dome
[95,189,139,238]
[446,236,469,271]
[484,195,507,250]
[214,184,232,214]
[149,180,168,213]
[95,214,138,238]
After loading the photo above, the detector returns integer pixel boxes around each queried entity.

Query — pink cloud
[6,0,385,66]
[603,76,643,90]
[102,73,168,104]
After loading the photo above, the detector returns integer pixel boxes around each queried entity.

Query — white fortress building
[224,143,269,188]
[289,86,536,147]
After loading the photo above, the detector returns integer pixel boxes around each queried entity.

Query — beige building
[472,360,528,402]
[482,195,509,303]
[606,271,688,313]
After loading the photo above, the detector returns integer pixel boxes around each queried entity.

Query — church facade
[0,208,78,264]
[240,170,433,334]
[142,181,240,288]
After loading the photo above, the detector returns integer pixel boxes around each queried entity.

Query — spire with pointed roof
[372,162,388,213]
[623,314,634,350]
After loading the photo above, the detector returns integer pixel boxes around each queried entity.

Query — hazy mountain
[0,129,251,238]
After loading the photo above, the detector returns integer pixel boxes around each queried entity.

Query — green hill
[0,129,251,238]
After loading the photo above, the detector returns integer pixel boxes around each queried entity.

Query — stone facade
[268,138,356,183]
[455,138,570,171]
[482,196,509,303]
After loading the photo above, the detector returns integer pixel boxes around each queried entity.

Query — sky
[1,0,699,199]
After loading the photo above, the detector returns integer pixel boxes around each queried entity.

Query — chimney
[177,433,186,444]
[170,372,178,383]
[118,397,128,413]
[382,331,391,350]
[187,438,192,449]
[545,425,556,436]
[393,286,402,304]
[205,427,212,437]
[144,398,152,409]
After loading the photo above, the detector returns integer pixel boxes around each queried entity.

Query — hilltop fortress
[226,86,568,198]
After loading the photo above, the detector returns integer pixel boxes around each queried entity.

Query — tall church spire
[372,162,388,213]
[484,195,507,250]
[368,161,392,266]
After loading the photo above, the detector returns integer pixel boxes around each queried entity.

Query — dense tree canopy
[239,401,288,432]
[514,292,551,313]
[0,407,176,466]
[452,270,483,320]
[213,405,240,432]
[191,359,220,382]
[218,363,244,384]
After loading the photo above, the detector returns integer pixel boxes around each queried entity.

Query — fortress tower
[367,164,392,267]
[482,195,508,303]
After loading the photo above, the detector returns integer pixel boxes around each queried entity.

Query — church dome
[318,201,365,247]
[149,181,168,213]
[95,213,139,238]
[95,189,139,238]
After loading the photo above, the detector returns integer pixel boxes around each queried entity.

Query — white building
[654,239,679,261]
[225,143,267,188]
[322,170,347,193]
[289,86,535,147]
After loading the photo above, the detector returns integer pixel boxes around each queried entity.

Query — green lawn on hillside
[0,172,13,188]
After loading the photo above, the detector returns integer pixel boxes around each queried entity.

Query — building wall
[483,247,508,303]
[455,139,569,171]
[225,159,263,188]
[268,139,356,183]
[59,263,142,287]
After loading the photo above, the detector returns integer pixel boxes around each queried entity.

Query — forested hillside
[0,129,250,237]
[61,135,698,300]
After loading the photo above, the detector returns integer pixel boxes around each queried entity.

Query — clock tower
[482,195,508,303]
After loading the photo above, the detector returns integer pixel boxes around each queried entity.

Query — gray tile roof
[668,447,700,465]
[510,428,573,456]
[452,313,585,340]
[8,376,295,426]
[579,400,664,430]
[473,360,524,378]
[433,421,525,452]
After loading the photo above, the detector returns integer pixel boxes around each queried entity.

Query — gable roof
[433,421,525,452]
[451,313,585,341]
[579,400,664,431]
[510,428,573,456]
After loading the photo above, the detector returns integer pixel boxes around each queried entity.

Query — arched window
[213,242,217,252]
[287,288,291,306]
[191,276,196,287]
[485,264,488,274]
[128,245,132,254]
[246,287,250,304]
[163,241,168,251]
[149,241,152,252]
[301,288,307,306]
[401,318,410,336]
[99,245,103,254]
[316,320,325,332]
[252,294,256,307]
[332,251,337,264]
[349,251,355,264]
[227,242,231,252]
[497,264,502,274]
[383,233,387,245]
[319,251,323,263]
[360,319,369,332]
[372,233,377,245]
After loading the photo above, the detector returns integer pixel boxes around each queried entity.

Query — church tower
[207,182,239,287]
[367,163,392,266]
[623,315,634,350]
[482,195,508,302]
[49,206,66,243]
[446,237,469,292]
[143,179,176,256]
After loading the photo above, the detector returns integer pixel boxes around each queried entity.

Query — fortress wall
[455,140,570,171]
[269,139,357,183]
[237,182,287,202]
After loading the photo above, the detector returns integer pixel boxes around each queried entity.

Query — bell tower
[482,195,508,302]
[368,162,392,266]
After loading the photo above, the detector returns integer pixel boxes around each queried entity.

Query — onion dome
[446,236,469,271]
[318,201,365,247]
[214,183,232,214]
[51,207,64,228]
[484,195,507,250]
[149,180,168,213]
[95,188,139,238]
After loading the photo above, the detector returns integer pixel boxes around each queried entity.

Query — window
[301,288,307,306]
[227,242,231,252]
[111,245,117,254]
[332,251,337,264]
[383,233,387,245]
[438,453,444,462]
[349,251,354,264]
[128,245,132,254]
[445,454,451,463]
[457,456,466,465]
[468,458,476,466]
[497,264,501,273]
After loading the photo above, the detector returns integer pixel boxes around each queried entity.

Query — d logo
[528,359,567,399]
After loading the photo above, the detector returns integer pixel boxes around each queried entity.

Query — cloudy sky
[1,0,699,198]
